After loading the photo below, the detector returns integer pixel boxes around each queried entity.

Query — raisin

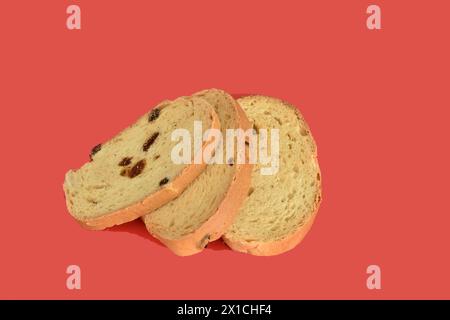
[159,177,169,186]
[129,159,146,178]
[118,157,132,166]
[148,108,160,122]
[143,132,159,152]
[90,144,102,160]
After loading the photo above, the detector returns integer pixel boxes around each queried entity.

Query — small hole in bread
[247,187,254,196]
[154,154,160,160]
[87,197,98,205]
[300,128,309,136]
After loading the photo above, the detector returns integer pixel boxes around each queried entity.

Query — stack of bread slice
[63,89,321,256]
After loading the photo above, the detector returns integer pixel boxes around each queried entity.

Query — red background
[0,0,449,299]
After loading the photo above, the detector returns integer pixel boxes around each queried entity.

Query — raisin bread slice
[63,96,220,230]
[143,89,253,256]
[223,96,322,256]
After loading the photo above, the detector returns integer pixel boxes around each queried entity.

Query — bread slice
[63,96,220,230]
[223,95,322,256]
[143,89,253,256]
